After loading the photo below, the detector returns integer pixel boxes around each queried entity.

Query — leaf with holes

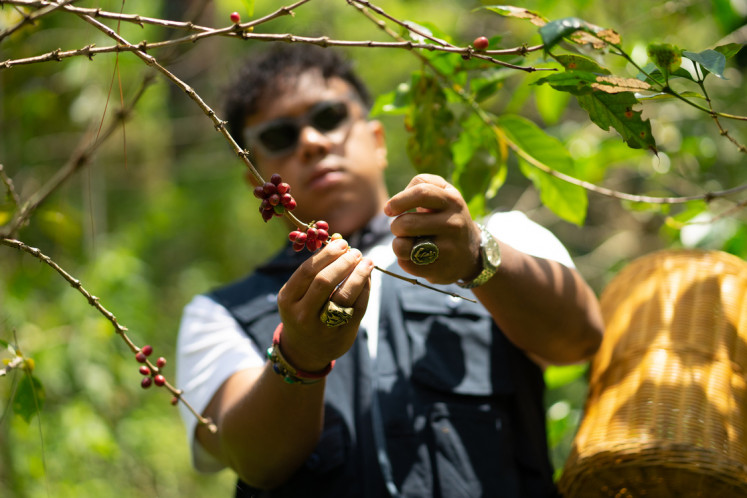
[577,91,656,151]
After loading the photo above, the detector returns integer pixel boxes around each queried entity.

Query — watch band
[457,223,501,289]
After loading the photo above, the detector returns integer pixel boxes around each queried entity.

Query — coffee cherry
[171,396,179,406]
[261,209,274,222]
[289,230,302,242]
[154,374,166,387]
[135,352,147,363]
[277,183,290,195]
[473,36,489,50]
[283,197,297,211]
[268,194,281,206]
[141,345,153,357]
[315,220,329,231]
[316,229,329,242]
[141,377,153,389]
[306,237,318,252]
[253,186,265,199]
[139,366,151,376]
[263,182,277,196]
[306,227,318,241]
[292,241,306,252]
[230,12,240,24]
[156,357,167,368]
[270,174,282,185]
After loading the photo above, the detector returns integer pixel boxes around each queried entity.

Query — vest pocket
[398,286,514,396]
[428,401,520,498]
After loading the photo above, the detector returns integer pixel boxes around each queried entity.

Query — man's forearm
[197,363,326,489]
[473,241,604,365]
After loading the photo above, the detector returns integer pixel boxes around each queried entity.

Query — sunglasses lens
[311,102,348,132]
[257,122,299,154]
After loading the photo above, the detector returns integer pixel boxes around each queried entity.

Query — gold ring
[410,237,439,265]
[320,300,354,327]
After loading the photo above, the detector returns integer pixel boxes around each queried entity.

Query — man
[176,43,603,497]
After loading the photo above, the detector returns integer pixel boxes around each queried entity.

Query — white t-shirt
[175,210,574,472]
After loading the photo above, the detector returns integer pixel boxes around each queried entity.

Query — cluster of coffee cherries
[254,174,297,222]
[288,220,342,253]
[136,345,167,388]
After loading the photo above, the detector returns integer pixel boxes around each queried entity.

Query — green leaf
[683,49,728,79]
[497,115,588,225]
[241,0,255,17]
[554,54,611,74]
[13,373,45,423]
[451,113,505,218]
[544,364,588,389]
[479,5,547,26]
[576,91,656,151]
[647,43,682,78]
[535,82,570,125]
[370,82,413,116]
[714,43,744,59]
[539,17,619,52]
[405,72,455,178]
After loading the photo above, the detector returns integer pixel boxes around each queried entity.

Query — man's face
[244,71,388,237]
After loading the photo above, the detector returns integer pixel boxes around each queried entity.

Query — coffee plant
[1,0,744,495]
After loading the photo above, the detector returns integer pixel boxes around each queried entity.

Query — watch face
[482,230,502,268]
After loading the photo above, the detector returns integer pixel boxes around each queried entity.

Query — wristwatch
[457,223,501,289]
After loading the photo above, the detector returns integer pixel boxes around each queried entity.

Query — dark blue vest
[209,244,557,498]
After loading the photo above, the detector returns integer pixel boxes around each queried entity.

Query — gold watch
[457,223,501,289]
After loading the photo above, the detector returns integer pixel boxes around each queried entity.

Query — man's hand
[276,238,374,372]
[384,174,482,285]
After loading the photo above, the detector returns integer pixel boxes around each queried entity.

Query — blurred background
[1,0,745,496]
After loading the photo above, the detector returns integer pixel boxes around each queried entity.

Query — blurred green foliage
[1,0,745,496]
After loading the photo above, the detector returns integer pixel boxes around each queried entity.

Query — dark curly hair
[224,43,372,150]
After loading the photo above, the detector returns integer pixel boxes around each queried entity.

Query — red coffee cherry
[154,374,166,387]
[139,366,151,376]
[473,36,489,50]
[141,377,153,389]
[230,12,241,24]
[171,396,179,406]
[141,345,153,357]
[135,352,147,363]
[156,357,167,369]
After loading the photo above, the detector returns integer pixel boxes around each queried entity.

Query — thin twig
[0,0,76,43]
[0,237,217,433]
[0,164,21,208]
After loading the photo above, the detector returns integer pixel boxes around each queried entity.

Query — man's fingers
[279,238,351,303]
[330,257,375,308]
[384,174,460,217]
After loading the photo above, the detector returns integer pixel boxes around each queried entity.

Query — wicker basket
[559,249,747,497]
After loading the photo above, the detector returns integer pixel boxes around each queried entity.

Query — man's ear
[368,119,388,170]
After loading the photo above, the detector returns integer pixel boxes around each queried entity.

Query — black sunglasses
[244,100,351,158]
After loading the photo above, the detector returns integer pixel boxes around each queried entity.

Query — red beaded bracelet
[266,323,335,385]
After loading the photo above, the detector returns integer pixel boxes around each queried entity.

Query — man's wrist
[457,223,501,289]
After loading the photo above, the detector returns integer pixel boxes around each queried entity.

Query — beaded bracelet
[266,323,335,385]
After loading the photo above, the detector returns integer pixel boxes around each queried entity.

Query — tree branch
[0,236,217,433]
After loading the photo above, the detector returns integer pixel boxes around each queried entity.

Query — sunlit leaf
[479,5,547,26]
[13,373,45,423]
[545,364,588,389]
[497,115,587,225]
[554,54,611,74]
[683,49,728,79]
[241,0,255,17]
[539,17,619,52]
